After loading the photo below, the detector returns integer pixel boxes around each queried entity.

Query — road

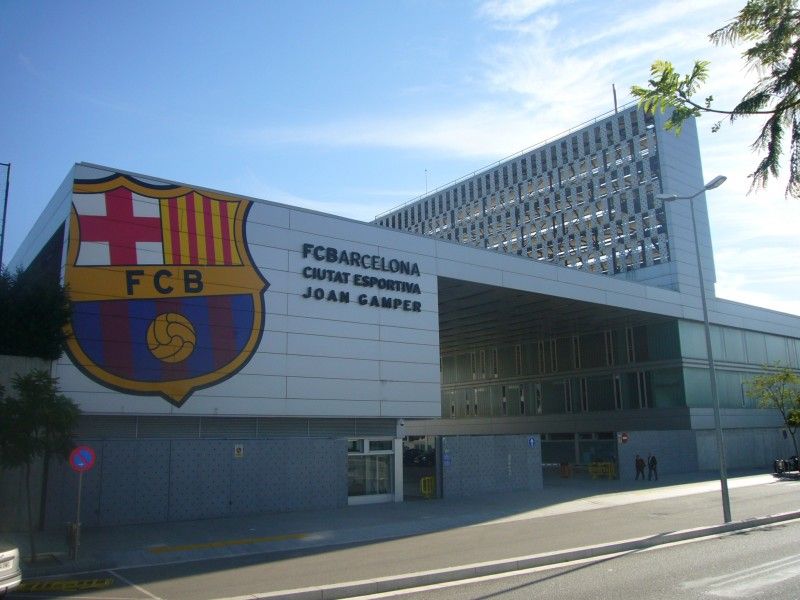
[381,519,800,600]
[7,480,800,599]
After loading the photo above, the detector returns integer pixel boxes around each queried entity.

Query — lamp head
[657,176,727,202]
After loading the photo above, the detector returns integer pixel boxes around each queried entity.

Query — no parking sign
[69,446,96,472]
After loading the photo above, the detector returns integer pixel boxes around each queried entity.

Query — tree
[0,267,71,359]
[0,371,80,561]
[746,366,800,457]
[631,0,800,198]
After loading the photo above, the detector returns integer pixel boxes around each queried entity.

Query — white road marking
[14,596,135,600]
[684,554,800,598]
[108,569,163,600]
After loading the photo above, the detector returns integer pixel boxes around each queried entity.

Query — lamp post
[658,175,731,524]
[0,162,9,268]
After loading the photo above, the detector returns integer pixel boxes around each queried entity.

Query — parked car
[0,543,21,597]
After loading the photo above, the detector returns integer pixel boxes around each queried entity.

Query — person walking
[648,454,658,481]
[634,454,645,480]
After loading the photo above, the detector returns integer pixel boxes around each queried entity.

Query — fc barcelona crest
[64,173,269,407]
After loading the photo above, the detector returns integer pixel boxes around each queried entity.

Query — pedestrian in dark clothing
[648,454,658,481]
[635,454,645,480]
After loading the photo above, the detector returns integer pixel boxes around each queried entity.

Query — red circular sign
[69,445,96,472]
[620,432,629,444]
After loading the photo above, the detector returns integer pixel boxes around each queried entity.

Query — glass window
[556,338,572,372]
[542,380,566,414]
[744,331,767,364]
[586,375,615,411]
[765,335,789,364]
[348,455,393,497]
[722,328,746,363]
[647,322,680,360]
[683,367,711,407]
[650,368,684,408]
[369,440,393,452]
[679,321,707,360]
[621,372,639,409]
[348,438,396,498]
[717,371,745,408]
[580,332,605,369]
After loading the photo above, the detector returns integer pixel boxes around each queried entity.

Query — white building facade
[4,106,800,529]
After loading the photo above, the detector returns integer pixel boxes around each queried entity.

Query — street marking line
[16,578,114,592]
[684,554,800,589]
[684,554,800,598]
[108,569,163,600]
[148,532,308,554]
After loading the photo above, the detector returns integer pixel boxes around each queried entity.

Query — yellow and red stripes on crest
[160,193,242,265]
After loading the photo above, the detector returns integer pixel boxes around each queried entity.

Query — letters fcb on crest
[64,173,269,406]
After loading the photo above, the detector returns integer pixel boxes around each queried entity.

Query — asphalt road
[8,480,800,600]
[387,519,800,600]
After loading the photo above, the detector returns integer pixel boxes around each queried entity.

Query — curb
[246,510,800,600]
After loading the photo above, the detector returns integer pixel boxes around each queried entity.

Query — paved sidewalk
[3,470,793,577]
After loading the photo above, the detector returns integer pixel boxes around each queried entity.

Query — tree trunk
[25,462,37,563]
[790,429,799,460]
[38,453,50,531]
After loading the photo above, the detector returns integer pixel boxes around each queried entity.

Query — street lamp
[657,175,731,524]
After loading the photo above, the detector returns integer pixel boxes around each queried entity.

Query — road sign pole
[74,470,83,560]
[67,445,95,560]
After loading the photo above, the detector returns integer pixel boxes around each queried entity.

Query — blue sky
[2,0,798,315]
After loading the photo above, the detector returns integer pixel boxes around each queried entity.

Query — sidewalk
[5,470,794,576]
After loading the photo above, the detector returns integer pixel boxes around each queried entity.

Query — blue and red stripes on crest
[71,295,254,382]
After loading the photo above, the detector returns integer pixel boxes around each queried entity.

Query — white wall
[38,164,442,418]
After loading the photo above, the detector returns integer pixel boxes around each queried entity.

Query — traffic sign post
[68,446,96,560]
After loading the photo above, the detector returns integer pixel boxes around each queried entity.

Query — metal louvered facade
[375,105,669,278]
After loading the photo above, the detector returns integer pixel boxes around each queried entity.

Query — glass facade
[441,319,800,417]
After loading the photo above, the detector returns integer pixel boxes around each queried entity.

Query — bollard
[420,476,435,498]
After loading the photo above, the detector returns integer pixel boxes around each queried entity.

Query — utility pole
[0,162,10,268]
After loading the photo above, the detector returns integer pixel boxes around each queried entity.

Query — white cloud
[241,105,576,160]
[477,0,562,22]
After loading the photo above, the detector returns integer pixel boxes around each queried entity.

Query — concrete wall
[696,428,794,471]
[617,430,699,480]
[617,427,794,480]
[2,437,347,530]
[441,434,542,497]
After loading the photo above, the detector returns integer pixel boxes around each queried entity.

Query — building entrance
[402,436,438,499]
[541,432,618,479]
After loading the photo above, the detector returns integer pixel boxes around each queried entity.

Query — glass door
[347,438,395,504]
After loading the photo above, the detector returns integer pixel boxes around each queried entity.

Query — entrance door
[402,436,437,499]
